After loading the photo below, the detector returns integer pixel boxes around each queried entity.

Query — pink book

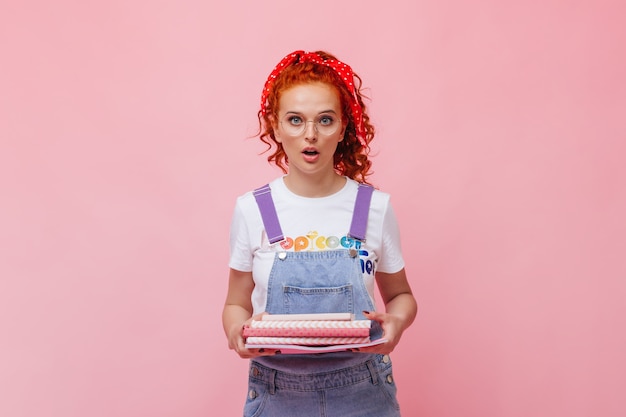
[249,320,371,329]
[243,327,370,338]
[260,313,354,321]
[245,337,371,346]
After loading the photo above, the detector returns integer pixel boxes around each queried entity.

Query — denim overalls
[243,183,401,417]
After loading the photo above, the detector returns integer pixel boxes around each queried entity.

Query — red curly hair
[257,51,375,184]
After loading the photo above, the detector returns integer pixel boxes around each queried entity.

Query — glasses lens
[316,115,340,135]
[281,114,340,136]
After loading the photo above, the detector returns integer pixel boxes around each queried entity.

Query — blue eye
[318,116,335,126]
[287,116,303,126]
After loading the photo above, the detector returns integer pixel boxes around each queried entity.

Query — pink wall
[1,1,624,416]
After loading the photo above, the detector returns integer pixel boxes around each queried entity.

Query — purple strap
[253,184,284,244]
[348,184,374,241]
[253,183,374,244]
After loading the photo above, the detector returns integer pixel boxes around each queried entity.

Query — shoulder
[237,177,285,199]
[351,180,391,209]
[371,186,391,206]
[233,177,285,217]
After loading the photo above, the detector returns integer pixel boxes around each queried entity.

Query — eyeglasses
[279,113,342,137]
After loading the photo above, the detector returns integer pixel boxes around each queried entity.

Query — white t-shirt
[228,177,405,314]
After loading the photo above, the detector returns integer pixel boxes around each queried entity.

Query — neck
[283,172,346,198]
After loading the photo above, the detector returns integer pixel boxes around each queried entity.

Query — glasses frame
[278,113,343,137]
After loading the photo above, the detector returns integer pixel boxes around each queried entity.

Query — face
[273,82,345,179]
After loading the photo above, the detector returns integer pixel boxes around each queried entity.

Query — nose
[303,121,317,141]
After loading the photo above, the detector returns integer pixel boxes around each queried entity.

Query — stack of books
[244,312,372,347]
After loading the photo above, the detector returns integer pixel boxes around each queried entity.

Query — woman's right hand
[227,312,281,359]
[223,270,280,358]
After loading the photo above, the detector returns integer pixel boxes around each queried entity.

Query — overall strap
[253,184,284,244]
[348,183,374,242]
[254,182,373,244]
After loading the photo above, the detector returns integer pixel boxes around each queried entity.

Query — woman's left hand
[355,310,405,354]
[355,269,417,354]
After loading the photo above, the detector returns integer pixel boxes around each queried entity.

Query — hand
[356,310,405,355]
[227,312,281,359]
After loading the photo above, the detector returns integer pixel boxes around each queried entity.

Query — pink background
[1,1,625,416]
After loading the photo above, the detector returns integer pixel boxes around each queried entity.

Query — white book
[260,312,354,321]
[249,320,371,329]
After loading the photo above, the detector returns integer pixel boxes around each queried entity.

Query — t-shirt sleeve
[376,201,406,274]
[228,200,254,272]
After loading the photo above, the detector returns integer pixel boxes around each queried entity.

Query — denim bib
[252,183,383,372]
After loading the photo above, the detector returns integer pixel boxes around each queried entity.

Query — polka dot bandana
[260,50,367,147]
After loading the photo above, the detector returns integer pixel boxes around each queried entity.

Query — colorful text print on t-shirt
[279,231,361,251]
[279,231,375,274]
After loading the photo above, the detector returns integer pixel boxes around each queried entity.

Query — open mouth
[303,148,319,156]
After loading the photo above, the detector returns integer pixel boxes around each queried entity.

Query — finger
[362,310,384,322]
[247,348,281,357]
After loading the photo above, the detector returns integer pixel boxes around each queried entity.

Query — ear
[269,114,282,143]
[338,120,347,142]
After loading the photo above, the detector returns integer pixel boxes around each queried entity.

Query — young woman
[222,50,417,417]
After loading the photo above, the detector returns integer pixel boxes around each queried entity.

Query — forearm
[222,303,252,342]
[376,268,417,331]
[383,292,417,332]
[223,268,255,351]
[368,268,417,352]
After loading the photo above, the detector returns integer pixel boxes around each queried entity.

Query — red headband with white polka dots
[260,50,367,147]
